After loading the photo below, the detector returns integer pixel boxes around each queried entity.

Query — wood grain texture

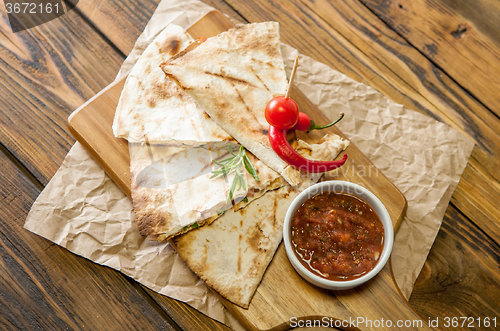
[73,0,249,55]
[68,78,131,195]
[361,0,500,119]
[451,161,500,245]
[145,291,232,331]
[0,151,177,330]
[72,0,159,55]
[202,0,247,24]
[0,4,124,185]
[410,204,500,330]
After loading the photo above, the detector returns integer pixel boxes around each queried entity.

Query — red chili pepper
[293,112,345,132]
[268,125,348,173]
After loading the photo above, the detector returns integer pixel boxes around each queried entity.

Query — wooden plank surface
[410,203,500,324]
[74,0,159,55]
[0,4,124,185]
[0,151,177,330]
[69,11,417,331]
[361,0,500,119]
[0,0,499,329]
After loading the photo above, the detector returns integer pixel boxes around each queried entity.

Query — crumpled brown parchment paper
[24,0,475,329]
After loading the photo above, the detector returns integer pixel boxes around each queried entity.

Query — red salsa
[291,192,384,281]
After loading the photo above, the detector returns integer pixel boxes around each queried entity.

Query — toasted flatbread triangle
[113,23,232,145]
[161,22,303,185]
[173,185,298,308]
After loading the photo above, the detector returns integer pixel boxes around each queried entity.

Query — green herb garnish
[217,207,226,216]
[210,145,259,205]
[182,222,199,231]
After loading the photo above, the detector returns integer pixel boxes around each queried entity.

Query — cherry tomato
[265,96,299,130]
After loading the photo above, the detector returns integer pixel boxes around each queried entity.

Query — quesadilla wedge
[130,142,284,241]
[172,184,298,308]
[160,22,304,185]
[113,23,232,145]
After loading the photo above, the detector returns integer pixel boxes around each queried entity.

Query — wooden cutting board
[68,10,431,331]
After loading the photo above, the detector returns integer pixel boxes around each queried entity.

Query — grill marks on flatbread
[173,185,298,308]
[113,24,232,145]
[161,22,303,185]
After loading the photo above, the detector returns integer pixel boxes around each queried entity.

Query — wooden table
[0,0,498,330]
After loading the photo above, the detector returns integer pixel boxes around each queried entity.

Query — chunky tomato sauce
[291,192,384,281]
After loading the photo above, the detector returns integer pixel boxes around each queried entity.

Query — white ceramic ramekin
[283,181,394,290]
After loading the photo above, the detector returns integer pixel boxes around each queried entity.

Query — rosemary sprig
[210,145,259,205]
